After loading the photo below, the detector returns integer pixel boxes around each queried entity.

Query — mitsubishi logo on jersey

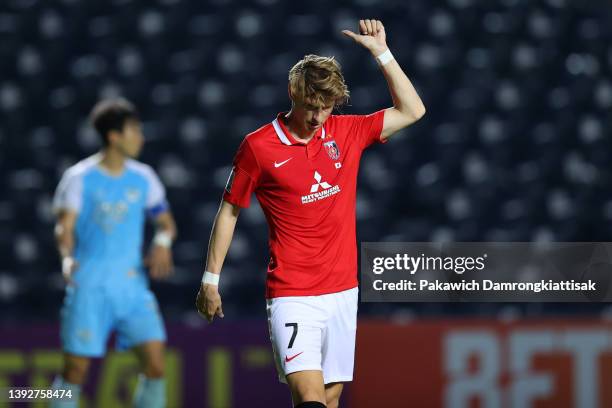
[301,171,341,204]
[310,171,331,193]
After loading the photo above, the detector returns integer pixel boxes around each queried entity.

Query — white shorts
[266,287,358,385]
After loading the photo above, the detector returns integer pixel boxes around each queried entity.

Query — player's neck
[99,148,127,175]
[283,112,316,143]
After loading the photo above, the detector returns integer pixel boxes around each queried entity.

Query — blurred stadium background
[2,0,612,406]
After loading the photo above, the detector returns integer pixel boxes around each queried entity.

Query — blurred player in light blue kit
[50,98,177,408]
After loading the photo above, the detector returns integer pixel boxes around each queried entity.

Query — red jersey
[223,110,386,298]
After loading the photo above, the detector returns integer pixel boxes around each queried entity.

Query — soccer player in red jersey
[196,19,425,408]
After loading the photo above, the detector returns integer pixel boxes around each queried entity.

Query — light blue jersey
[53,154,169,289]
[52,154,168,356]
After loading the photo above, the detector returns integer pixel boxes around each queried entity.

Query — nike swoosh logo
[274,158,292,168]
[285,351,303,363]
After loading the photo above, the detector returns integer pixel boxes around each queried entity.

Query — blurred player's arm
[196,200,241,322]
[343,19,426,141]
[54,209,78,284]
[147,211,177,280]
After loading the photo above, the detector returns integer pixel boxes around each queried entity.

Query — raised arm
[342,19,426,141]
[196,200,241,322]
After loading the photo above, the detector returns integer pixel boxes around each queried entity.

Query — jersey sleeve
[223,138,261,208]
[333,109,386,150]
[52,170,83,214]
[144,167,170,218]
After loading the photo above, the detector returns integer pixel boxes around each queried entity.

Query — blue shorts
[60,285,166,357]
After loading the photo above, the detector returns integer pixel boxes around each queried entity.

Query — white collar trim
[272,118,326,145]
[272,119,292,145]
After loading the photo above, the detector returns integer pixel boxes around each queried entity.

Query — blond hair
[288,55,350,108]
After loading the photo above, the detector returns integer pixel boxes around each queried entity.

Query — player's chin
[128,148,142,158]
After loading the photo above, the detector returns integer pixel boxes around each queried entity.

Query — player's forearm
[55,223,74,259]
[205,201,240,274]
[54,212,77,259]
[153,212,178,244]
[377,52,426,122]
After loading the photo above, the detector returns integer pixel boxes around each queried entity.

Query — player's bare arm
[147,211,177,280]
[343,19,426,140]
[196,200,241,322]
[54,209,78,285]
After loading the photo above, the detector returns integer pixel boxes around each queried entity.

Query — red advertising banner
[350,320,612,408]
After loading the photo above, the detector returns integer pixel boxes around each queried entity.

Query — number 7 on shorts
[285,322,298,349]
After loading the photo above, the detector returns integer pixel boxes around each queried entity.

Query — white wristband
[62,256,75,277]
[376,49,394,66]
[153,231,172,248]
[202,271,220,286]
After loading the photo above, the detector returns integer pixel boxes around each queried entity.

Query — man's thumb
[342,30,358,39]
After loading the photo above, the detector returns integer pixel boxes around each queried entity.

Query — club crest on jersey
[323,140,340,160]
[125,188,141,203]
